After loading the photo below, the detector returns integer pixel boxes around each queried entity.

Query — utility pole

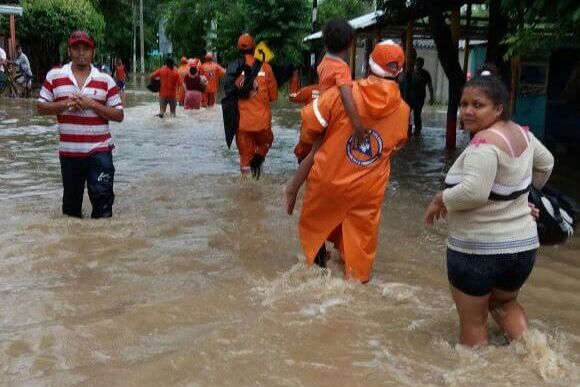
[139,0,145,75]
[132,0,137,74]
[310,0,317,83]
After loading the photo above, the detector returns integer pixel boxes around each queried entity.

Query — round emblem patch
[346,129,383,167]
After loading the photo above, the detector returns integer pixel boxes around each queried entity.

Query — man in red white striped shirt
[37,31,124,218]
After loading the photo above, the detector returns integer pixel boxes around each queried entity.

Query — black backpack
[147,78,160,93]
[529,186,579,245]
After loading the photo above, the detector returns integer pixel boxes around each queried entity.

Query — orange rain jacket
[238,54,278,132]
[288,71,319,105]
[298,76,410,282]
[176,62,189,104]
[151,66,181,100]
[200,61,226,94]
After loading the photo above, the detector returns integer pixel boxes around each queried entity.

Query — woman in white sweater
[424,74,554,347]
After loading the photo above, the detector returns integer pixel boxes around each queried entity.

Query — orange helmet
[237,33,255,50]
[369,40,405,78]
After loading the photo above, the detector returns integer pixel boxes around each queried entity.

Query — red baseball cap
[68,30,95,48]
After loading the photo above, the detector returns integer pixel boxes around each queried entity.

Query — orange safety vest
[298,76,410,282]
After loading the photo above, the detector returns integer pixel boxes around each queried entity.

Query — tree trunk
[428,5,466,150]
[486,0,510,80]
[29,41,61,90]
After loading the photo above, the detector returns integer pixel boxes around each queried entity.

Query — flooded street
[1,85,579,386]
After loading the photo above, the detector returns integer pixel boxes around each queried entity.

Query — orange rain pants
[235,129,274,172]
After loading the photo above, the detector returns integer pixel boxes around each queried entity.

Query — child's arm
[339,85,370,144]
[284,136,323,215]
[285,90,333,215]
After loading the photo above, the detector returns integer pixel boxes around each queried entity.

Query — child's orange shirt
[317,53,352,94]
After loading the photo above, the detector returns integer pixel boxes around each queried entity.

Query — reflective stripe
[312,98,328,128]
[258,71,266,76]
[368,57,402,78]
[448,235,539,252]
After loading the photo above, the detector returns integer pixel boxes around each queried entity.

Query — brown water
[0,85,579,387]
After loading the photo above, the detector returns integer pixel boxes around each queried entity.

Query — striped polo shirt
[38,63,123,158]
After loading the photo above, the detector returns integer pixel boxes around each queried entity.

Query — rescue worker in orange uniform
[287,71,320,162]
[200,53,226,108]
[176,56,189,106]
[297,41,410,283]
[233,33,278,176]
[287,20,369,207]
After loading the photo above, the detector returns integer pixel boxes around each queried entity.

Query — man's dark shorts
[159,97,177,114]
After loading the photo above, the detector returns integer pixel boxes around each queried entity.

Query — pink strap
[517,125,530,146]
[489,128,515,157]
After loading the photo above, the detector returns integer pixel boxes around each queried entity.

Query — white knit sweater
[442,130,554,254]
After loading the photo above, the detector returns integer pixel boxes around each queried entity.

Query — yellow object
[254,41,274,63]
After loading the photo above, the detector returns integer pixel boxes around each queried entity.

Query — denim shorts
[447,248,537,297]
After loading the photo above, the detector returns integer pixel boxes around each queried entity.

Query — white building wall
[416,47,467,104]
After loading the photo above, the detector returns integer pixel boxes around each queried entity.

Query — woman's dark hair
[165,57,175,69]
[323,18,353,54]
[462,74,510,120]
[189,66,197,75]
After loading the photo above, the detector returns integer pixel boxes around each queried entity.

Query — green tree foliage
[214,0,311,65]
[317,0,369,27]
[162,0,213,58]
[18,0,105,49]
[500,0,580,58]
[16,0,105,79]
[92,0,164,70]
[90,0,134,65]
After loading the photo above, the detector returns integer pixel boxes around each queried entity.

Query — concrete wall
[415,47,467,104]
[352,42,468,104]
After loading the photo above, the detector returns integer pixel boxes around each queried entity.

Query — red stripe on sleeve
[43,80,53,92]
[107,86,120,99]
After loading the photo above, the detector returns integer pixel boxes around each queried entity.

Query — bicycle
[0,62,32,98]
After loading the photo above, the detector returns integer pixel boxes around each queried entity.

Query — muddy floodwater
[0,83,579,387]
